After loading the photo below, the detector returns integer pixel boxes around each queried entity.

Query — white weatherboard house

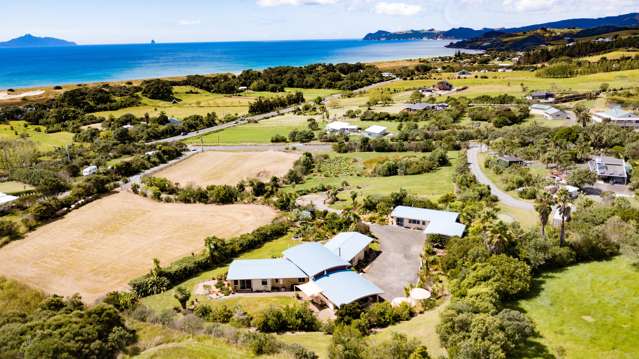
[326,121,358,134]
[390,206,466,237]
[592,108,639,128]
[82,165,98,176]
[227,234,382,309]
[364,125,388,138]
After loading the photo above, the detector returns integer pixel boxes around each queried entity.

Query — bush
[271,134,288,143]
[254,304,320,333]
[241,332,281,355]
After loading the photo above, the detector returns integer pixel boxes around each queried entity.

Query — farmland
[0,192,277,303]
[0,120,74,151]
[154,151,300,186]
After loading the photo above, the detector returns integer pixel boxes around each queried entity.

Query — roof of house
[314,270,383,307]
[531,104,551,111]
[364,125,388,134]
[530,91,554,97]
[227,259,307,280]
[0,193,18,206]
[423,221,466,237]
[544,107,564,115]
[589,156,628,178]
[324,232,374,262]
[283,243,350,277]
[498,155,524,163]
[390,206,460,223]
[596,108,637,119]
[326,121,358,131]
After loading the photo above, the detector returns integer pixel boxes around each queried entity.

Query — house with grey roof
[364,125,389,138]
[390,206,466,237]
[527,91,555,103]
[588,156,629,185]
[226,233,383,308]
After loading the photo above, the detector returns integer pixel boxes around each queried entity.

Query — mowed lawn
[141,235,300,314]
[518,256,639,359]
[0,121,74,151]
[289,151,459,202]
[94,87,340,119]
[381,70,639,97]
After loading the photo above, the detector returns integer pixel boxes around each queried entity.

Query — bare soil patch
[154,151,300,186]
[0,192,277,303]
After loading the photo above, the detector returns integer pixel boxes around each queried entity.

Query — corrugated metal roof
[227,259,306,280]
[324,232,374,263]
[0,193,18,206]
[391,206,459,223]
[365,125,387,134]
[424,221,466,237]
[326,121,357,131]
[314,270,383,307]
[283,243,350,277]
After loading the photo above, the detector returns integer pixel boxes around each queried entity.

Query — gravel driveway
[364,224,426,300]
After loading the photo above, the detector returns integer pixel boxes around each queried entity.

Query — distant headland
[0,34,77,48]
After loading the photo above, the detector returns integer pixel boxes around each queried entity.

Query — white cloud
[374,2,422,16]
[178,19,201,26]
[502,0,558,12]
[256,0,339,6]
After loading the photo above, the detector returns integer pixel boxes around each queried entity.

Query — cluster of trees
[520,36,639,64]
[129,222,290,297]
[536,56,639,78]
[179,74,242,94]
[294,209,368,242]
[372,149,450,177]
[335,301,415,335]
[360,189,440,217]
[253,304,320,333]
[328,328,430,359]
[468,105,530,128]
[248,92,305,115]
[141,79,175,101]
[0,294,135,358]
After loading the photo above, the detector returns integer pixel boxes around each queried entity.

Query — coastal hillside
[0,34,77,48]
[363,12,639,41]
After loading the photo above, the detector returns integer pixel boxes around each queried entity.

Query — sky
[0,0,636,44]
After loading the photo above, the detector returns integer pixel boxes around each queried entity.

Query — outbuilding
[390,206,466,237]
[527,92,555,103]
[364,125,388,138]
[326,121,358,134]
[82,165,98,176]
[324,232,374,266]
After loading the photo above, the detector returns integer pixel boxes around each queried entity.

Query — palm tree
[535,192,554,238]
[556,189,572,246]
[574,104,591,127]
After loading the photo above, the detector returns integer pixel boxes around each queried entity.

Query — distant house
[419,88,434,96]
[434,81,453,92]
[364,125,388,138]
[122,124,134,129]
[0,192,19,210]
[530,104,568,120]
[402,103,449,112]
[390,206,466,238]
[324,232,374,266]
[527,92,555,103]
[168,117,181,126]
[82,165,98,176]
[592,108,639,128]
[226,235,383,309]
[456,70,472,77]
[588,156,629,185]
[238,86,248,91]
[326,121,358,134]
[381,72,396,79]
[496,155,525,167]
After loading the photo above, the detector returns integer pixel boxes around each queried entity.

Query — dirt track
[154,151,300,186]
[0,192,277,303]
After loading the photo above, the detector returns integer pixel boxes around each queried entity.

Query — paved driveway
[467,146,534,211]
[364,224,426,300]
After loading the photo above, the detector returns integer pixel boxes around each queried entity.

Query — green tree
[567,168,597,188]
[574,103,591,128]
[174,286,191,310]
[534,191,554,238]
[556,188,572,246]
[328,325,367,359]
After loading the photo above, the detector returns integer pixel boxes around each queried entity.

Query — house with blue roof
[390,206,466,238]
[226,233,382,308]
[593,107,639,128]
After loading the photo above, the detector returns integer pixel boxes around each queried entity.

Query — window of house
[233,280,238,285]
[298,278,305,282]
[262,280,268,286]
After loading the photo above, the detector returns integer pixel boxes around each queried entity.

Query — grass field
[94,87,340,119]
[0,276,46,315]
[582,50,639,62]
[0,192,277,303]
[517,256,639,359]
[288,151,459,203]
[381,70,639,98]
[142,234,300,313]
[154,151,300,186]
[0,181,35,195]
[0,120,74,151]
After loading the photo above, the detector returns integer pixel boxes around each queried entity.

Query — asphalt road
[467,146,535,211]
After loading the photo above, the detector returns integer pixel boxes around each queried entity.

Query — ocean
[0,39,479,89]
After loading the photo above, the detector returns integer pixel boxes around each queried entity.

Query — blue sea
[0,39,479,89]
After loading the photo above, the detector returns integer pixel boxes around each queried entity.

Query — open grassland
[289,151,459,203]
[517,256,639,359]
[0,120,74,151]
[94,87,340,119]
[0,181,35,195]
[154,151,300,186]
[582,50,639,62]
[186,114,311,145]
[381,70,639,97]
[0,192,277,303]
[142,235,299,314]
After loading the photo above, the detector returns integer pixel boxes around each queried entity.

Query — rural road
[467,146,535,211]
